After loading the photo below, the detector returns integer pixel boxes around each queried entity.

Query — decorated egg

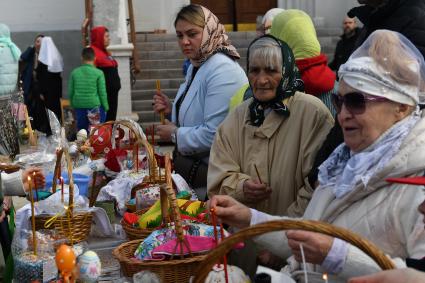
[55,244,77,275]
[205,264,251,283]
[78,250,101,283]
[77,129,88,142]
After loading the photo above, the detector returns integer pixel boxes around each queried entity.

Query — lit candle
[32,172,38,202]
[28,176,37,256]
[323,273,328,283]
[60,177,64,203]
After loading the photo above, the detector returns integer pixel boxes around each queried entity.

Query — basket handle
[52,146,75,213]
[193,219,396,282]
[52,148,63,193]
[110,119,158,178]
[159,154,188,251]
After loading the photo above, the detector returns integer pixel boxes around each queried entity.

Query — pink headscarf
[191,5,240,67]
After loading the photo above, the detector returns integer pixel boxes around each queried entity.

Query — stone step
[132,88,178,100]
[134,29,340,43]
[138,57,247,70]
[139,59,186,69]
[136,68,184,79]
[136,39,254,50]
[137,48,248,60]
[133,78,184,90]
[133,98,175,111]
[136,110,158,123]
[135,31,257,43]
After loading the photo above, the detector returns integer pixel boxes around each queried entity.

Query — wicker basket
[35,148,92,244]
[120,208,154,240]
[192,219,396,283]
[113,239,206,280]
[114,154,207,282]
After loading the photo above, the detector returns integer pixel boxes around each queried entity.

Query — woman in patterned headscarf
[207,35,333,274]
[153,4,247,199]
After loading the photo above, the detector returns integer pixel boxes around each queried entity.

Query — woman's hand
[348,268,425,283]
[22,167,46,192]
[156,120,177,141]
[286,230,333,265]
[208,195,252,229]
[153,91,172,115]
[243,179,272,202]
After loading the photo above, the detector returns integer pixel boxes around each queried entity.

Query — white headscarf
[38,36,64,73]
[262,8,285,25]
[339,30,425,106]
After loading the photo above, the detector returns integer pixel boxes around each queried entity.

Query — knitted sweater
[68,64,109,111]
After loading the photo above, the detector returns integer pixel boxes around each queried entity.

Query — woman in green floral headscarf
[207,35,334,275]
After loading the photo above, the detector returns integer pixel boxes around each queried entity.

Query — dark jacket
[309,0,425,186]
[19,46,36,103]
[329,27,361,71]
[348,0,425,57]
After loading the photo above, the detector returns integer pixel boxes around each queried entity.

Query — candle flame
[323,273,328,280]
[28,176,31,181]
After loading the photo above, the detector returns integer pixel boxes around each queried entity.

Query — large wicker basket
[113,154,207,282]
[35,148,92,244]
[113,239,206,280]
[192,219,396,283]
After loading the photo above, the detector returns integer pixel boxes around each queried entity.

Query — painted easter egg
[78,250,101,283]
[55,244,76,273]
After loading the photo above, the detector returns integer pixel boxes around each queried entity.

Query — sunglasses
[332,92,389,114]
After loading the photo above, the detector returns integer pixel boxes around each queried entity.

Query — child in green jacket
[68,47,109,131]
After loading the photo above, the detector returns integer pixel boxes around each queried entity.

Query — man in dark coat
[329,17,361,72]
[348,0,425,57]
[308,0,425,188]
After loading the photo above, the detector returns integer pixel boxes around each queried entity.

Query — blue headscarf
[0,23,21,61]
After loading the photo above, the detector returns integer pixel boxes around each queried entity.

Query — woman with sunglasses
[208,30,425,281]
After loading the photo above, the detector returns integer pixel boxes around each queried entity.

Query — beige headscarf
[191,6,240,67]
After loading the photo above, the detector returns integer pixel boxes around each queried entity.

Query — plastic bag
[12,229,64,283]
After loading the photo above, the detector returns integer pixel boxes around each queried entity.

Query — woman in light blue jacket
[0,23,21,96]
[153,4,247,199]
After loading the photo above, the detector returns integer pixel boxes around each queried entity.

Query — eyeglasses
[332,92,389,114]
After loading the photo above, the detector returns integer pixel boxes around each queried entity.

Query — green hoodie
[68,63,109,111]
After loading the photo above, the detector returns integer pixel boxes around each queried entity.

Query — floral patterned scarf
[190,5,240,67]
[248,35,304,126]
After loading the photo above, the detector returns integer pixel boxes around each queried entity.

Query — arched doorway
[191,0,277,31]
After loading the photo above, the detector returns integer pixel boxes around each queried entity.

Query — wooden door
[191,0,277,30]
[236,0,277,23]
[191,0,234,24]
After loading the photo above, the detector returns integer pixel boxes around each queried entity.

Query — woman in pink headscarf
[152,4,247,199]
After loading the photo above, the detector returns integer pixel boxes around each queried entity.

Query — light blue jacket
[172,53,248,156]
[0,23,21,96]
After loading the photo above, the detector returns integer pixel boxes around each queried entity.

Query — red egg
[55,244,76,272]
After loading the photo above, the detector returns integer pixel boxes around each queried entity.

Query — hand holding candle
[153,81,172,116]
[22,167,46,192]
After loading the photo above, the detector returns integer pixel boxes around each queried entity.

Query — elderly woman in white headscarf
[209,29,425,281]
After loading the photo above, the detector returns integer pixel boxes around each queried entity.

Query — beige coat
[253,112,425,281]
[208,92,334,217]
